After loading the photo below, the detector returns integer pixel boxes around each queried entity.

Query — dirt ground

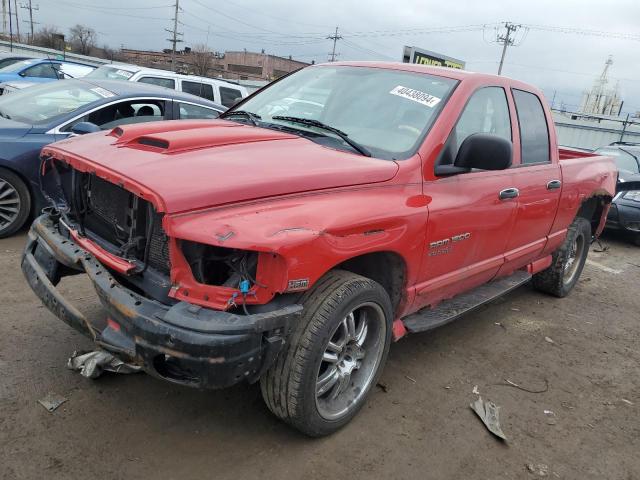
[0,229,638,480]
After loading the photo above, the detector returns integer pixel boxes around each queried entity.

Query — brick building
[119,48,309,81]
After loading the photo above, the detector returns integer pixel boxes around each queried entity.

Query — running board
[403,270,531,333]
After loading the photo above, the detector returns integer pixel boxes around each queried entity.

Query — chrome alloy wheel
[563,232,585,285]
[315,302,386,420]
[0,178,20,230]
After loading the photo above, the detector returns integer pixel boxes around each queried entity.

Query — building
[579,56,623,116]
[119,48,309,82]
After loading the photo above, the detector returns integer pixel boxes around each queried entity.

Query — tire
[260,270,393,437]
[0,167,31,239]
[532,217,591,298]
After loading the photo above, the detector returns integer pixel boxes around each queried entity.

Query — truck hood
[44,120,399,213]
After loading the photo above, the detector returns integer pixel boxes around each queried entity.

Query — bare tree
[32,26,64,49]
[69,24,97,55]
[190,44,213,77]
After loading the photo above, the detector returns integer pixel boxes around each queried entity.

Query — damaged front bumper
[21,214,302,389]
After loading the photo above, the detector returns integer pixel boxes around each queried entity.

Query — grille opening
[181,240,258,287]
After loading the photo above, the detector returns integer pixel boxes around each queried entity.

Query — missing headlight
[180,240,258,287]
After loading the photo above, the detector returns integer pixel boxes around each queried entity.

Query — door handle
[547,179,562,190]
[499,188,519,200]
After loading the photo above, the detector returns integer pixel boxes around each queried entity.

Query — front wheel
[0,168,31,239]
[260,270,392,436]
[533,216,591,297]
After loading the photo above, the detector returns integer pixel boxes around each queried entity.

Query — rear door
[500,89,561,272]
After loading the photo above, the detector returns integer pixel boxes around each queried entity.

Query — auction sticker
[390,85,441,108]
[90,87,116,98]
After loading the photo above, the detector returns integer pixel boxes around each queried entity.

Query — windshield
[0,59,37,73]
[0,81,110,125]
[234,66,458,159]
[86,66,136,81]
[597,147,640,174]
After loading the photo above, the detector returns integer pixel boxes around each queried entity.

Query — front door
[414,86,518,310]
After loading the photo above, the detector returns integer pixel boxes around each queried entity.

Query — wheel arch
[333,251,407,317]
[575,192,613,237]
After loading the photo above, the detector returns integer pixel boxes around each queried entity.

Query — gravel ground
[0,230,638,480]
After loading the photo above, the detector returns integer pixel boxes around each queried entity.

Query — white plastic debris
[544,336,555,344]
[470,396,506,440]
[472,385,480,395]
[38,393,67,412]
[67,350,142,379]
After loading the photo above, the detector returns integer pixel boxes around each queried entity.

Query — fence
[553,111,640,150]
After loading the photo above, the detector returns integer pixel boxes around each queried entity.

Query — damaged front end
[22,155,302,389]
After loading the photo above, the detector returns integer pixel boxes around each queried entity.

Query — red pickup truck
[22,62,617,436]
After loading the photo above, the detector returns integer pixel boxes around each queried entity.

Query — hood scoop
[112,120,298,154]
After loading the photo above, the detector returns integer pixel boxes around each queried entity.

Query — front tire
[0,168,31,239]
[533,217,591,297]
[260,270,393,436]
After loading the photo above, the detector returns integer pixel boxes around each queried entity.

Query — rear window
[513,89,550,164]
[182,81,214,101]
[220,86,242,108]
[138,76,176,90]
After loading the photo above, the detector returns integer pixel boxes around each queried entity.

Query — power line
[327,26,342,62]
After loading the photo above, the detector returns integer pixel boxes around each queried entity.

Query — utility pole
[7,0,12,51]
[165,0,183,71]
[496,22,521,75]
[2,0,7,37]
[20,0,38,43]
[327,26,342,62]
[13,0,19,42]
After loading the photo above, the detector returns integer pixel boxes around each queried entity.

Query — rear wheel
[533,217,591,297]
[0,168,31,239]
[260,270,392,436]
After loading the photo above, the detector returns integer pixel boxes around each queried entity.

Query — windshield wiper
[0,110,11,120]
[271,116,372,157]
[220,110,261,126]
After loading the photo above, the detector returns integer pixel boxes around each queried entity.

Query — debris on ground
[495,322,506,330]
[470,396,506,440]
[544,336,555,344]
[593,239,609,253]
[472,385,479,395]
[376,382,389,393]
[404,375,417,384]
[38,393,67,413]
[67,350,142,379]
[526,463,549,477]
[621,398,634,406]
[544,410,557,425]
[501,378,549,394]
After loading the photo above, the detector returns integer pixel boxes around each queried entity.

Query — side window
[62,100,166,132]
[138,76,176,90]
[512,89,550,164]
[219,87,242,108]
[438,87,511,166]
[182,81,214,101]
[22,63,60,79]
[178,103,220,120]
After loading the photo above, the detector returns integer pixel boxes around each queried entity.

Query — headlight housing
[623,190,640,202]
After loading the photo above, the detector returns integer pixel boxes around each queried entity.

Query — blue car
[0,58,95,84]
[0,78,226,237]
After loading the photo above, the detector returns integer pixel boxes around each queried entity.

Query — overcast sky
[35,0,640,114]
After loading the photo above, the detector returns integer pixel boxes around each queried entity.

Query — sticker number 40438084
[389,85,441,108]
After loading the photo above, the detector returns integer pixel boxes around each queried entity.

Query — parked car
[594,142,640,244]
[86,63,248,108]
[22,62,619,436]
[0,78,225,237]
[0,58,95,85]
[0,53,35,70]
[0,80,37,95]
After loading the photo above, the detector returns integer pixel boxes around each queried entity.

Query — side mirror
[435,133,512,175]
[18,71,26,77]
[71,122,101,135]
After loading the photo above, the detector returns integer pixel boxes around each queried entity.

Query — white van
[86,64,248,108]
